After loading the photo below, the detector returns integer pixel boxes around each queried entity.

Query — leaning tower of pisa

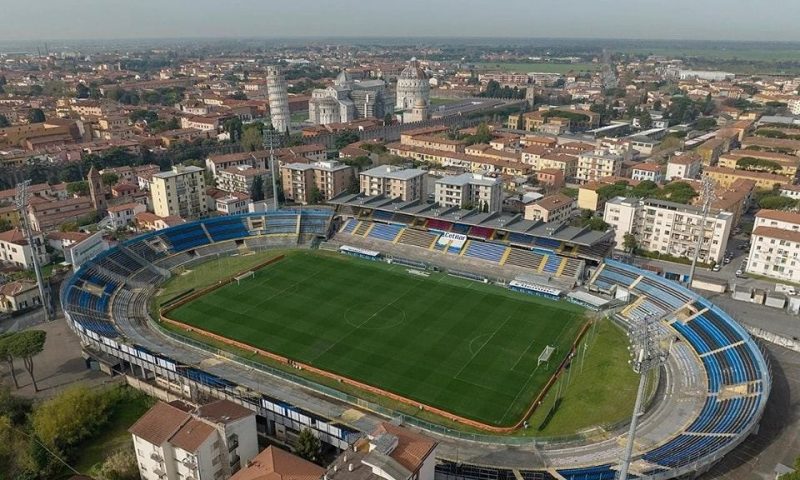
[266,66,290,133]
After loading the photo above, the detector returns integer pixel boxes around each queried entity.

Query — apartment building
[703,166,788,190]
[359,165,426,201]
[129,400,258,480]
[27,196,96,231]
[630,162,665,184]
[217,165,270,197]
[280,160,354,205]
[0,229,50,269]
[206,151,268,178]
[604,197,733,264]
[576,150,625,184]
[746,209,800,283]
[434,173,502,212]
[107,202,147,229]
[666,154,701,180]
[524,193,576,223]
[151,165,209,219]
[718,150,800,181]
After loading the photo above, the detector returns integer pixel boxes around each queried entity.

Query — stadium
[62,204,771,480]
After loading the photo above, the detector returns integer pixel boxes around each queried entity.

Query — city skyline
[3,0,800,42]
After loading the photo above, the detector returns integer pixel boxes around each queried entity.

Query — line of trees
[0,330,46,392]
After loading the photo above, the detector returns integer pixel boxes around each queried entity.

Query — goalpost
[538,345,556,367]
[234,271,255,285]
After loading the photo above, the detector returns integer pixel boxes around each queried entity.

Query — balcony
[230,454,241,467]
[182,456,198,469]
[150,452,163,462]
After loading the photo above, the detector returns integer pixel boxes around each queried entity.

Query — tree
[0,114,10,128]
[67,181,90,196]
[240,127,263,152]
[467,122,492,145]
[334,131,360,150]
[0,334,19,389]
[102,172,120,186]
[96,445,139,480]
[0,218,12,233]
[623,233,638,254]
[6,330,46,392]
[251,176,265,202]
[75,83,90,99]
[31,385,112,451]
[294,428,321,462]
[695,117,718,131]
[636,111,653,130]
[223,117,244,142]
[759,195,797,210]
[309,187,324,205]
[27,108,46,124]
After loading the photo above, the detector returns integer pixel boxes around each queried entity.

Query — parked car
[712,264,722,272]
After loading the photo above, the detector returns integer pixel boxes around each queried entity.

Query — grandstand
[337,217,586,284]
[61,209,770,480]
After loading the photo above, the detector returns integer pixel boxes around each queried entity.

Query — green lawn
[526,319,641,436]
[157,250,286,305]
[167,251,585,427]
[475,62,600,74]
[430,97,463,107]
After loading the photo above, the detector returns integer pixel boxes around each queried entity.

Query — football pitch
[166,251,586,427]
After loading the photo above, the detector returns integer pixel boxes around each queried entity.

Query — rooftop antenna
[687,176,717,286]
[15,180,52,321]
[263,129,282,211]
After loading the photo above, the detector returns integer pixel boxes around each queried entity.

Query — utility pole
[15,180,52,321]
[263,129,281,211]
[617,314,669,480]
[687,177,716,286]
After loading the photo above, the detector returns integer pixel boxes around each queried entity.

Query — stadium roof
[329,193,613,247]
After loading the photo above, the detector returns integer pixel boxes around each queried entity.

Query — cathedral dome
[399,59,427,80]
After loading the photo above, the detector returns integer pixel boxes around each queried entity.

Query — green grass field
[475,62,600,73]
[167,251,585,427]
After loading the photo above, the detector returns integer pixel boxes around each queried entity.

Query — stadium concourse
[61,209,770,480]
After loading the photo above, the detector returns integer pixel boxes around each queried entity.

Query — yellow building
[718,150,800,180]
[703,166,788,190]
[151,165,208,219]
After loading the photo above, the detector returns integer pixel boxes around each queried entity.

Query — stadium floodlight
[15,180,51,322]
[263,129,283,211]
[686,176,717,286]
[617,314,670,480]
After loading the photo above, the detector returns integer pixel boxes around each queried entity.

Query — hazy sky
[3,0,800,42]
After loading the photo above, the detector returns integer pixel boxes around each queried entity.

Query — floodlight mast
[617,314,669,480]
[15,180,52,321]
[263,129,281,211]
[687,176,717,286]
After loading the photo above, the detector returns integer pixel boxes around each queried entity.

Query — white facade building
[434,173,502,212]
[666,154,701,181]
[576,150,625,184]
[359,165,426,201]
[630,163,665,184]
[129,400,258,480]
[107,202,147,229]
[746,209,800,283]
[604,197,733,264]
[0,229,50,269]
[787,98,800,116]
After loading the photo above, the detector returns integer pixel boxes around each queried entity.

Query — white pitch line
[454,314,511,380]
